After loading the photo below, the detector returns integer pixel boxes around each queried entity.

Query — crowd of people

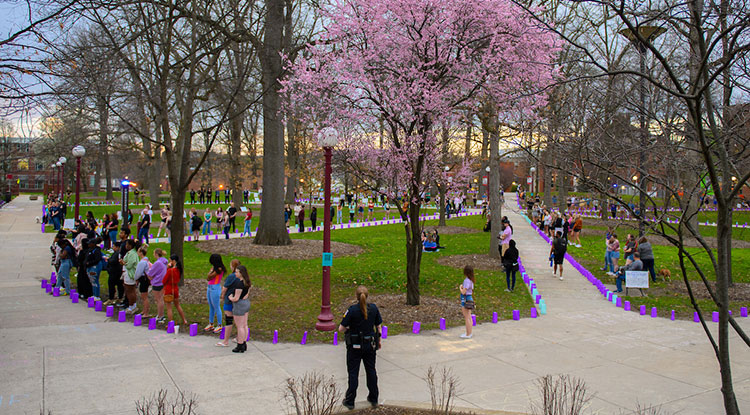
[50,222,253,353]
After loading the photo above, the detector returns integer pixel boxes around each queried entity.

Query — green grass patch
[70,214,532,343]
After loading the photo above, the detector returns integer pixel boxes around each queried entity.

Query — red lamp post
[58,157,67,199]
[55,161,62,198]
[315,127,339,331]
[72,146,86,220]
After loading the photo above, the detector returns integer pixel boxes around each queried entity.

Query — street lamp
[315,126,339,331]
[50,164,57,196]
[72,146,86,220]
[485,166,491,200]
[530,166,537,195]
[620,25,666,236]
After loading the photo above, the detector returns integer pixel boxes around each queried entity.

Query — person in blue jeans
[242,210,253,236]
[202,208,212,235]
[85,238,104,300]
[615,252,643,292]
[55,238,76,295]
[216,259,240,347]
[204,254,226,333]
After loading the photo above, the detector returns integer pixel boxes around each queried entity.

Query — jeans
[57,258,73,292]
[223,225,230,239]
[207,284,221,326]
[137,226,150,243]
[243,220,252,236]
[202,220,210,235]
[87,263,102,298]
[615,272,626,292]
[337,211,342,224]
[642,258,656,282]
[108,230,118,244]
[52,217,61,230]
[604,251,612,271]
[609,252,620,273]
[345,347,378,405]
[505,268,516,291]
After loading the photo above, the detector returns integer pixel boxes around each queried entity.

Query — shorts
[152,285,163,292]
[611,251,621,259]
[223,300,233,312]
[460,294,474,308]
[138,277,150,293]
[232,299,250,316]
[553,254,565,265]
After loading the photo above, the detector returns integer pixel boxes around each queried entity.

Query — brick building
[0,136,51,195]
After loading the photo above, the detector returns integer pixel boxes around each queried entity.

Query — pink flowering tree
[285,0,557,305]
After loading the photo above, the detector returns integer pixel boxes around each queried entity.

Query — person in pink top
[607,233,621,276]
[147,248,168,323]
[205,253,225,333]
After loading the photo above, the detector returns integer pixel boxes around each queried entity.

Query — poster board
[625,271,649,289]
[63,219,75,230]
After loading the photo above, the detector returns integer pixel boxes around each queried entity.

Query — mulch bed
[335,294,462,326]
[576,218,750,249]
[435,254,504,270]
[195,238,365,260]
[648,280,750,303]
[424,225,480,235]
[353,407,475,414]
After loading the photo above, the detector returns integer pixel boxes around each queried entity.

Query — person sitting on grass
[422,232,438,252]
[615,252,643,293]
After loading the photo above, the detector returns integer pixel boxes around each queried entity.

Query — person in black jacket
[104,241,124,306]
[310,207,318,231]
[85,238,104,300]
[339,286,382,409]
[76,238,92,299]
[502,239,519,292]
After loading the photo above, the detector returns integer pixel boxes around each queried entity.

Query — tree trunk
[254,0,291,246]
[542,149,552,207]
[558,168,568,214]
[284,119,298,204]
[169,186,187,259]
[97,94,113,200]
[93,159,101,197]
[488,118,501,259]
[716,204,740,414]
[405,200,422,305]
[230,108,245,208]
[464,111,472,160]
[438,125,448,226]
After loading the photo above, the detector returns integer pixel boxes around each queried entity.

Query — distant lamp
[121,180,130,187]
[59,156,67,164]
[485,166,490,172]
[530,167,536,173]
[632,175,638,182]
[72,146,86,157]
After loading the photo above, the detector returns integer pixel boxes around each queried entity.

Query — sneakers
[504,288,511,292]
[60,289,68,296]
[459,333,473,339]
[157,316,167,324]
[204,324,215,332]
[559,275,564,281]
[104,299,115,306]
[126,305,138,314]
[606,272,615,276]
[342,401,355,410]
[213,325,223,334]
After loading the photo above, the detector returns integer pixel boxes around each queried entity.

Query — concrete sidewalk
[1,194,749,414]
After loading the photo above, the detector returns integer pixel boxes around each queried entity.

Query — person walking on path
[164,254,188,325]
[339,285,382,409]
[243,209,253,236]
[205,254,225,333]
[147,248,168,323]
[638,236,657,282]
[550,231,568,281]
[228,265,252,353]
[459,265,475,339]
[570,214,583,247]
[135,246,151,317]
[502,240,519,292]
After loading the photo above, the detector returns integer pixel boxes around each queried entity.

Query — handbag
[464,299,475,310]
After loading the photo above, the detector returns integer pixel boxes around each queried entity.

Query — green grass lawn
[69,214,533,343]
[567,231,750,318]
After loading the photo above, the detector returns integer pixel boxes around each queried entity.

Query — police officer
[339,285,382,409]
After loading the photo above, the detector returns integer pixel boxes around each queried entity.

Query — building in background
[0,136,51,195]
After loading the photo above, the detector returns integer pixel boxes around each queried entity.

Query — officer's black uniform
[340,303,382,407]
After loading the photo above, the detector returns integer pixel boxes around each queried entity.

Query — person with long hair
[228,265,252,353]
[216,259,241,347]
[339,285,382,409]
[55,238,75,296]
[205,253,225,333]
[147,248,168,323]
[202,208,212,235]
[157,206,169,238]
[243,209,253,237]
[502,239,519,292]
[458,265,475,339]
[164,254,188,325]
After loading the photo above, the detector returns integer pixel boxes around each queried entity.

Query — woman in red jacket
[164,254,188,325]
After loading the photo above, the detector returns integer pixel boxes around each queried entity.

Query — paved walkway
[1,195,749,414]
